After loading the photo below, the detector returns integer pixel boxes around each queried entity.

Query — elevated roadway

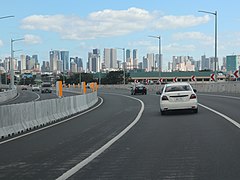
[0,87,240,179]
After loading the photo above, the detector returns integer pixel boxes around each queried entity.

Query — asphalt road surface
[0,87,80,106]
[0,87,240,179]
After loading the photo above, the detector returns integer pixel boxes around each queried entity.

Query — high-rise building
[88,49,101,72]
[226,55,240,73]
[60,51,69,72]
[133,49,138,69]
[172,56,194,71]
[133,49,137,60]
[104,48,117,69]
[26,55,31,70]
[221,57,227,72]
[147,53,155,72]
[57,60,63,73]
[50,50,60,72]
[70,61,77,73]
[70,57,83,72]
[126,49,131,62]
[32,55,38,64]
[20,55,26,71]
[201,55,210,70]
[142,56,148,71]
[209,57,219,71]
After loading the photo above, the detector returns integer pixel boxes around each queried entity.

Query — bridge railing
[99,82,240,94]
[0,91,98,139]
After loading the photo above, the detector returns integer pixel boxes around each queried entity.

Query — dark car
[41,83,52,93]
[131,85,147,95]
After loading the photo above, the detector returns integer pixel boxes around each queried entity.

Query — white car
[159,82,198,115]
[32,84,40,91]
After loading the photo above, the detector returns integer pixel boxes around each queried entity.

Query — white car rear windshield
[165,85,191,92]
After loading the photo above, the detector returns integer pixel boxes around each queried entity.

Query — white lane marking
[198,93,240,100]
[199,103,240,129]
[56,94,145,180]
[31,91,40,101]
[0,97,103,145]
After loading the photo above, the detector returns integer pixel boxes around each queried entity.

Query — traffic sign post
[210,73,215,81]
[173,77,177,82]
[191,75,196,82]
[233,70,239,80]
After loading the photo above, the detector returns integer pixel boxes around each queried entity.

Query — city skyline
[1,0,240,70]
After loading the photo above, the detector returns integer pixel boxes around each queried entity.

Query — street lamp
[0,15,14,85]
[117,48,126,85]
[148,35,161,80]
[0,15,14,20]
[10,38,24,89]
[198,10,218,81]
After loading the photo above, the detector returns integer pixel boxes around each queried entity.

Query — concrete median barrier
[0,92,98,139]
[0,89,17,103]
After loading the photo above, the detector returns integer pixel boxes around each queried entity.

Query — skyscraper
[226,55,240,73]
[104,48,117,69]
[201,55,210,70]
[70,57,83,72]
[133,49,138,69]
[60,51,69,72]
[126,49,131,62]
[20,55,26,71]
[50,50,60,72]
[32,55,38,64]
[88,49,101,72]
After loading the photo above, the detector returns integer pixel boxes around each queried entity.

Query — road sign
[233,70,239,78]
[159,78,163,83]
[210,73,215,81]
[173,77,177,82]
[191,75,196,81]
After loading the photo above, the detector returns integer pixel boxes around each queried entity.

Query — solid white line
[198,103,240,129]
[0,97,103,145]
[31,91,40,101]
[56,94,144,180]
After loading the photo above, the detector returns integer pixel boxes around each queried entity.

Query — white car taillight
[162,95,169,101]
[190,94,197,99]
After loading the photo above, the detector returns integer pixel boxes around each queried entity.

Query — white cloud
[21,8,210,41]
[0,40,3,47]
[164,43,196,53]
[172,32,213,45]
[24,34,42,44]
[155,15,210,29]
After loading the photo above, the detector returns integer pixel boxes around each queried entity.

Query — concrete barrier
[0,92,98,138]
[99,82,240,94]
[0,89,17,103]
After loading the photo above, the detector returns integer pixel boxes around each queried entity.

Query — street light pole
[198,10,217,81]
[10,38,24,89]
[0,15,14,20]
[148,35,161,80]
[0,15,14,85]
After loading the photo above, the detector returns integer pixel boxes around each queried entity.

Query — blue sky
[1,0,240,70]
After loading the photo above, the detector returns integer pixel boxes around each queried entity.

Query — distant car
[131,85,147,95]
[41,83,52,93]
[32,84,40,91]
[159,82,198,115]
[21,85,28,90]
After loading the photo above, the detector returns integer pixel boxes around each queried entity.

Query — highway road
[0,87,81,106]
[0,87,240,179]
